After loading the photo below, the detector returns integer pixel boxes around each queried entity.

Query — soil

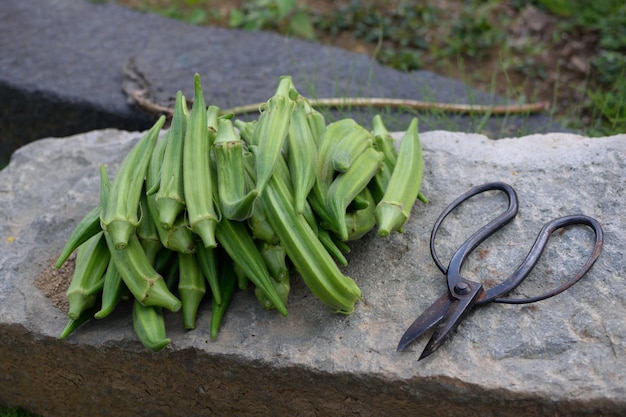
[116,0,598,125]
[35,255,74,314]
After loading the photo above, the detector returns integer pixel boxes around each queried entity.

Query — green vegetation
[0,406,39,417]
[97,0,626,137]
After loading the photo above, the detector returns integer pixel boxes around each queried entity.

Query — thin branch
[222,97,549,116]
[122,58,549,119]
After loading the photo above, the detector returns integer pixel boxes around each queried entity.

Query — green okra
[234,262,250,290]
[330,127,374,174]
[178,252,206,330]
[257,158,362,314]
[66,231,109,320]
[234,119,257,145]
[303,99,326,147]
[251,77,296,194]
[258,242,289,282]
[105,232,181,312]
[344,187,377,241]
[55,205,101,269]
[94,260,127,319]
[316,228,349,267]
[56,163,111,269]
[155,91,188,229]
[137,191,163,264]
[375,118,424,237]
[325,147,383,241]
[101,116,165,249]
[196,244,221,305]
[286,97,318,214]
[308,119,359,225]
[215,217,288,316]
[213,118,258,220]
[183,74,219,248]
[144,130,196,253]
[59,305,99,340]
[132,300,171,352]
[210,260,237,339]
[255,273,290,311]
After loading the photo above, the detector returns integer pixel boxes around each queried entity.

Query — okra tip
[103,220,138,249]
[375,201,408,238]
[66,293,95,321]
[143,280,182,313]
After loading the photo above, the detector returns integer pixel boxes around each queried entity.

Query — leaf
[289,10,316,40]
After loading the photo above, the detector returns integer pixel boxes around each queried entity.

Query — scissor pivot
[454,282,471,295]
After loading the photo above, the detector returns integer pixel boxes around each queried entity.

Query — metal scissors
[397,182,603,359]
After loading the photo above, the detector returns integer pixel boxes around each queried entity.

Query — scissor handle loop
[430,182,519,277]
[484,214,603,304]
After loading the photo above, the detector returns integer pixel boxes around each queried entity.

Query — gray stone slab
[0,128,624,416]
[0,0,566,165]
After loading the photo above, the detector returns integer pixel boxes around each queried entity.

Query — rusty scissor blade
[396,292,452,352]
[418,282,483,360]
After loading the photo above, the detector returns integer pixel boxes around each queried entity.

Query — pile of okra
[55,74,425,351]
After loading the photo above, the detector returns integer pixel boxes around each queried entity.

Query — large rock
[0,128,624,416]
[0,0,565,165]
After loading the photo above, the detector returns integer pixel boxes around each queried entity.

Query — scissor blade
[396,292,452,352]
[419,284,483,361]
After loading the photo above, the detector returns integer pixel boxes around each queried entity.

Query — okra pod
[178,252,206,330]
[183,74,219,248]
[132,300,171,352]
[213,118,258,220]
[66,231,109,320]
[105,232,181,312]
[257,162,362,314]
[101,116,165,249]
[286,97,318,214]
[94,260,126,319]
[375,118,424,237]
[55,205,101,268]
[325,147,383,241]
[196,244,222,305]
[210,260,237,339]
[215,217,288,316]
[251,77,296,194]
[155,91,187,229]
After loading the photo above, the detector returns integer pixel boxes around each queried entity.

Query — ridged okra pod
[155,91,188,229]
[309,119,361,225]
[213,118,258,220]
[215,217,288,316]
[344,187,377,241]
[105,232,181,312]
[196,244,221,305]
[286,97,318,214]
[210,260,237,339]
[145,131,196,253]
[94,260,126,319]
[132,300,171,352]
[100,116,165,249]
[55,206,101,268]
[375,118,424,237]
[178,252,206,329]
[257,161,362,314]
[325,147,383,241]
[183,74,219,248]
[66,231,110,320]
[251,77,296,194]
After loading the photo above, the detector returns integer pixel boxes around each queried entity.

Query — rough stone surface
[0,128,624,416]
[0,0,566,165]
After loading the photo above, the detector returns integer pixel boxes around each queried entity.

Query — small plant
[229,0,315,40]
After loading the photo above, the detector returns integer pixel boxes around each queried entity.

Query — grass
[0,407,39,417]
[109,0,626,137]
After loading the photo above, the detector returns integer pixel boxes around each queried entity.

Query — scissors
[396,182,603,360]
